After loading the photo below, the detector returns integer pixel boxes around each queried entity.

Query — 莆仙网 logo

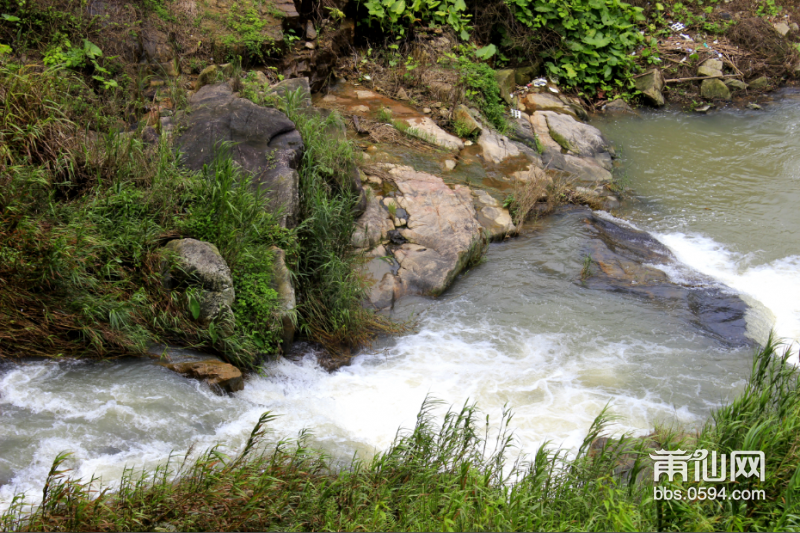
[649,449,765,482]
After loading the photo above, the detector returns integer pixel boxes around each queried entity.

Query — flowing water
[3,96,800,510]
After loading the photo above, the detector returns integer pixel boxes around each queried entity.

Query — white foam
[654,231,800,353]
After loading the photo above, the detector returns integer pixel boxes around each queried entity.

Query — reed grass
[2,337,798,532]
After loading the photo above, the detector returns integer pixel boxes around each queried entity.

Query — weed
[580,254,593,281]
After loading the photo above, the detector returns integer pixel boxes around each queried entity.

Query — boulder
[529,112,564,153]
[697,58,724,78]
[634,69,665,107]
[473,190,515,239]
[196,65,220,90]
[387,165,485,296]
[477,129,522,163]
[495,69,516,104]
[270,247,296,352]
[177,82,304,227]
[162,238,236,334]
[540,111,613,159]
[163,360,244,394]
[453,104,481,136]
[700,78,732,100]
[520,92,582,120]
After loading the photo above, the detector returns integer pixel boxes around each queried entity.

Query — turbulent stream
[2,94,800,510]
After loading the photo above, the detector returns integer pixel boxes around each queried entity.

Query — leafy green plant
[357,0,471,39]
[756,0,782,18]
[450,56,508,132]
[43,37,118,89]
[506,0,645,95]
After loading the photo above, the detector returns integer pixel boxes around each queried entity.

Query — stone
[266,77,312,108]
[697,58,723,78]
[162,239,236,334]
[163,360,243,394]
[700,78,732,100]
[422,107,432,114]
[791,22,800,33]
[694,104,713,113]
[453,104,481,136]
[528,112,563,153]
[352,196,394,249]
[634,69,665,107]
[540,111,613,159]
[386,165,485,296]
[602,99,636,115]
[402,117,464,151]
[444,159,456,171]
[196,65,220,90]
[774,21,790,36]
[396,87,410,101]
[747,103,763,110]
[305,20,317,40]
[495,69,516,104]
[270,247,296,352]
[583,213,753,346]
[724,79,748,91]
[520,92,581,120]
[178,83,304,227]
[749,76,770,90]
[477,129,521,163]
[140,28,175,65]
[476,206,515,240]
[304,41,316,50]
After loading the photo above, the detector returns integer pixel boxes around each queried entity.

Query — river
[2,95,800,510]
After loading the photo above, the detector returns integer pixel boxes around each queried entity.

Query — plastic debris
[680,33,693,41]
[510,109,522,119]
[532,78,547,87]
[548,86,559,93]
[671,22,686,32]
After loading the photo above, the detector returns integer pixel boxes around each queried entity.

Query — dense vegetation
[1,338,798,531]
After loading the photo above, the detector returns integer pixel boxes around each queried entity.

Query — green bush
[453,56,508,132]
[357,0,472,39]
[506,0,645,94]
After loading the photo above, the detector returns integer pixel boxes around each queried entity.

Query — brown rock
[164,360,244,394]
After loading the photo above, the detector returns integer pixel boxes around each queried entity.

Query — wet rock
[387,165,485,296]
[515,64,539,86]
[747,103,763,110]
[541,111,614,161]
[634,69,665,107]
[529,112,563,153]
[495,69,516,104]
[403,116,464,151]
[177,82,304,227]
[270,247,296,352]
[163,360,244,394]
[582,214,753,346]
[162,239,236,334]
[701,78,732,100]
[697,58,724,78]
[601,99,636,115]
[473,190,515,239]
[453,104,481,136]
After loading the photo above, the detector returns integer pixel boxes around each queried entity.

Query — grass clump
[454,57,508,133]
[3,337,799,531]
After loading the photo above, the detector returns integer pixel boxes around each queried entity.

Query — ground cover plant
[0,336,797,531]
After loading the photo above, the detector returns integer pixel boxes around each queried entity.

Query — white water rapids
[3,95,800,511]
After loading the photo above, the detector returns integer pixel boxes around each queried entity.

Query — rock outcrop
[634,69,666,107]
[163,359,244,394]
[582,214,753,346]
[177,82,304,227]
[162,238,236,335]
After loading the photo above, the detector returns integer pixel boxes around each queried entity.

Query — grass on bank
[0,62,394,368]
[2,336,799,532]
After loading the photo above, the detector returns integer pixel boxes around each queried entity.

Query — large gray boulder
[177,82,304,227]
[162,238,236,335]
[541,111,614,160]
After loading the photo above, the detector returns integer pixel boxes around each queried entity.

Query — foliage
[506,0,645,94]
[451,55,508,132]
[43,37,118,89]
[223,0,277,60]
[357,0,472,39]
[241,81,400,353]
[3,338,800,531]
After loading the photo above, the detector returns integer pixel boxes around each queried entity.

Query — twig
[664,74,742,83]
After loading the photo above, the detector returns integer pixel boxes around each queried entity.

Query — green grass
[2,337,799,531]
